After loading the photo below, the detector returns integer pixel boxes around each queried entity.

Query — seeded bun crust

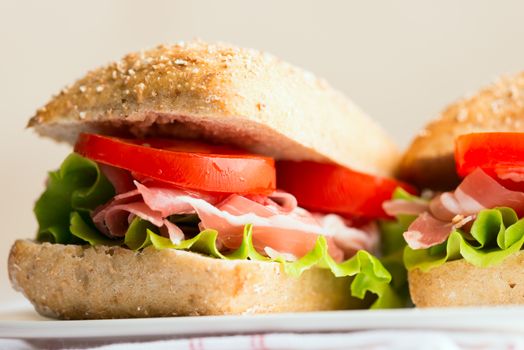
[28,40,398,177]
[408,251,524,307]
[8,240,362,319]
[399,72,524,190]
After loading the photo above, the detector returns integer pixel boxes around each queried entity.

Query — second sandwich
[389,72,524,307]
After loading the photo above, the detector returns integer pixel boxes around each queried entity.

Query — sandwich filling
[34,133,412,308]
[384,132,524,272]
[91,166,378,262]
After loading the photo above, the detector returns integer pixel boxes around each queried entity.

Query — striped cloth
[3,330,524,350]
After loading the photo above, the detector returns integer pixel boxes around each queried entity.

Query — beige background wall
[2,0,524,301]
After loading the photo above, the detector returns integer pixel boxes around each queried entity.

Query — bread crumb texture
[8,240,363,319]
[409,250,524,307]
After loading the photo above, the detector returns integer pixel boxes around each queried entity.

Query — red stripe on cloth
[250,335,257,350]
[260,334,268,350]
[250,334,268,350]
[188,338,196,350]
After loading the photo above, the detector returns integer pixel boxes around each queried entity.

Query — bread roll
[29,40,399,177]
[399,72,524,190]
[408,251,524,307]
[9,240,362,319]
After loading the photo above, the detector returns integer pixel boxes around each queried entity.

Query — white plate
[2,299,524,339]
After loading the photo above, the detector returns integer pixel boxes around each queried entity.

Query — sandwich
[8,40,410,319]
[385,72,524,307]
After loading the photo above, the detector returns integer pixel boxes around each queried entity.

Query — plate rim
[2,303,524,339]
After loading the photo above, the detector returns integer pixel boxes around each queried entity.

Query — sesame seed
[96,85,104,93]
[418,129,430,137]
[128,69,136,76]
[174,58,188,66]
[79,85,87,93]
[303,71,316,84]
[205,95,220,103]
[116,61,126,73]
[510,85,520,99]
[456,108,468,122]
[490,99,503,114]
[79,111,86,119]
[475,113,484,122]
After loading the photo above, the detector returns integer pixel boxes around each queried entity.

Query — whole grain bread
[408,251,524,307]
[28,40,398,177]
[8,240,363,319]
[399,71,524,190]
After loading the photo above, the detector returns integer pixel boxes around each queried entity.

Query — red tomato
[75,133,276,194]
[455,132,524,190]
[276,161,415,219]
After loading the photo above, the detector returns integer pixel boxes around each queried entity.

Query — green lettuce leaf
[124,221,402,309]
[34,153,115,244]
[378,188,422,303]
[404,207,524,272]
[70,212,123,246]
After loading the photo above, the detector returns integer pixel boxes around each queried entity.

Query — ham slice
[98,163,135,194]
[135,183,346,261]
[403,212,453,249]
[92,175,378,262]
[394,168,524,249]
[458,168,524,215]
[403,213,454,249]
[430,168,524,219]
[383,199,428,217]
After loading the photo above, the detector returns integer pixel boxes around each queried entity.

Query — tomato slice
[276,161,415,219]
[455,132,524,190]
[74,133,276,194]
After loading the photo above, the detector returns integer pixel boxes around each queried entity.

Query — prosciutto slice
[386,168,524,249]
[457,168,524,215]
[98,164,135,194]
[403,213,454,249]
[92,179,378,262]
[383,199,428,217]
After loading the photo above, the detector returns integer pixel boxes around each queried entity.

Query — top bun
[399,72,524,190]
[28,40,398,177]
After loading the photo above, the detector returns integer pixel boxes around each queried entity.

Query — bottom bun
[8,240,362,319]
[408,251,524,307]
